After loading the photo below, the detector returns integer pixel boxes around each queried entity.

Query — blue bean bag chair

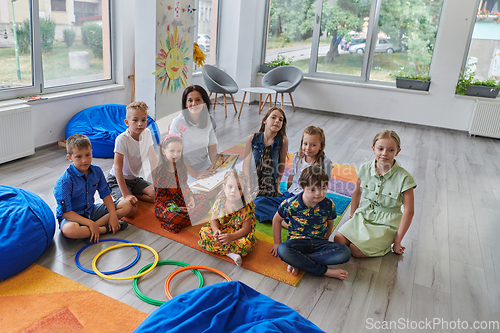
[0,186,55,281]
[134,281,325,333]
[65,104,160,158]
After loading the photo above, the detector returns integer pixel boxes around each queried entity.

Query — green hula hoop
[133,260,204,306]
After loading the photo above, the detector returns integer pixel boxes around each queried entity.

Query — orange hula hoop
[164,265,231,299]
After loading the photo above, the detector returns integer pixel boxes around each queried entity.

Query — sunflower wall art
[153,0,196,97]
[153,25,190,95]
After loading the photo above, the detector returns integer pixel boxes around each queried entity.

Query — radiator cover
[0,105,34,164]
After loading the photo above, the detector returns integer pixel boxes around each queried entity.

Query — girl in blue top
[243,107,288,199]
[252,126,333,224]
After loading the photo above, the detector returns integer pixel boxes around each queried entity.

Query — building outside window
[194,0,219,72]
[264,0,444,84]
[463,0,500,82]
[0,0,112,101]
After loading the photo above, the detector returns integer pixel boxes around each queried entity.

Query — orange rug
[0,264,147,333]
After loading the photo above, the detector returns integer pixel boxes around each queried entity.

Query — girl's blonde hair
[258,107,287,138]
[219,170,249,206]
[298,126,326,167]
[372,130,401,150]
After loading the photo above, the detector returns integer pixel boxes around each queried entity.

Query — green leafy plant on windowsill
[267,55,294,67]
[456,71,500,95]
[392,71,430,82]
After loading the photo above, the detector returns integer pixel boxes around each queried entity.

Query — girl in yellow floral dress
[198,170,257,266]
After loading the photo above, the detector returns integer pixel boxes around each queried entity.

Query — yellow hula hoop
[92,243,159,280]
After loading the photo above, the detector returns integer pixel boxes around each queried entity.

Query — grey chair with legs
[202,65,239,118]
[262,65,303,112]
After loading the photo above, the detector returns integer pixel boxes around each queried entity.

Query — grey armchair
[262,65,303,112]
[202,65,239,118]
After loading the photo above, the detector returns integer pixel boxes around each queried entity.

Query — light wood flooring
[1,102,500,332]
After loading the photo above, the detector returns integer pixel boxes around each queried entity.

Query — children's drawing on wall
[153,25,190,95]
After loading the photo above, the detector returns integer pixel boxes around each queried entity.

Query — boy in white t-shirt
[107,102,158,206]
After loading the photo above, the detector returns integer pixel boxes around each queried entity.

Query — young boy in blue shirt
[270,165,351,280]
[54,134,136,243]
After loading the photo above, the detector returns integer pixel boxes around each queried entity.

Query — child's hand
[393,240,405,254]
[88,222,101,243]
[179,207,188,213]
[108,215,120,234]
[124,194,138,206]
[197,169,217,179]
[270,244,279,257]
[213,229,221,240]
[187,197,195,209]
[217,233,233,245]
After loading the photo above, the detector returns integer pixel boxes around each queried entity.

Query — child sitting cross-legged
[152,133,210,233]
[270,165,351,280]
[107,102,158,206]
[198,170,257,266]
[54,134,136,243]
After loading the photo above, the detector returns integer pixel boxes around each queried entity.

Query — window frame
[0,0,114,101]
[262,0,441,86]
[459,0,483,79]
[193,0,220,73]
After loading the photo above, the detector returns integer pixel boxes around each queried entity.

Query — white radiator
[0,105,34,164]
[469,100,500,139]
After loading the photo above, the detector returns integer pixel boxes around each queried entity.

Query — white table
[238,87,276,120]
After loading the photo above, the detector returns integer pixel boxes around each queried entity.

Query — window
[51,0,66,12]
[264,0,444,84]
[193,0,219,72]
[0,0,112,101]
[462,1,500,82]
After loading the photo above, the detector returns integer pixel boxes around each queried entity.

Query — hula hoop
[164,265,231,299]
[92,243,159,280]
[75,238,141,275]
[133,260,204,306]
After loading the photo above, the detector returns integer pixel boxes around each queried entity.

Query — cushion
[0,186,55,281]
[134,281,325,333]
[65,104,160,158]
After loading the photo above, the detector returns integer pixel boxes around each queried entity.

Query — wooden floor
[1,102,500,332]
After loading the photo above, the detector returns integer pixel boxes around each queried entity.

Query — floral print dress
[198,197,257,256]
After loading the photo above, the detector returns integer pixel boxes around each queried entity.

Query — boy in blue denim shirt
[270,165,351,280]
[54,134,136,243]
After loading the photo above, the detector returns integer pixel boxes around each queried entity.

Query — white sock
[226,253,242,266]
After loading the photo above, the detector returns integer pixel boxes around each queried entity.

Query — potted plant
[392,36,432,91]
[456,70,500,98]
[394,72,431,91]
[260,55,293,73]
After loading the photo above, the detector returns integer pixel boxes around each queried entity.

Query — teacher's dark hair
[181,85,211,128]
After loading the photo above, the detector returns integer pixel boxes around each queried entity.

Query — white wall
[217,0,267,101]
[217,0,480,131]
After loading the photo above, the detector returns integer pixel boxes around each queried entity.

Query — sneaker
[118,221,128,231]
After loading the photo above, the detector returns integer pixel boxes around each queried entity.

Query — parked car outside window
[348,38,401,54]
[341,37,366,51]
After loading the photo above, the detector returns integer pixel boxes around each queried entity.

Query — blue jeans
[277,238,351,276]
[254,191,294,222]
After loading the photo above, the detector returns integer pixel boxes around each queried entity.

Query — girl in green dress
[334,130,416,257]
[198,170,257,266]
